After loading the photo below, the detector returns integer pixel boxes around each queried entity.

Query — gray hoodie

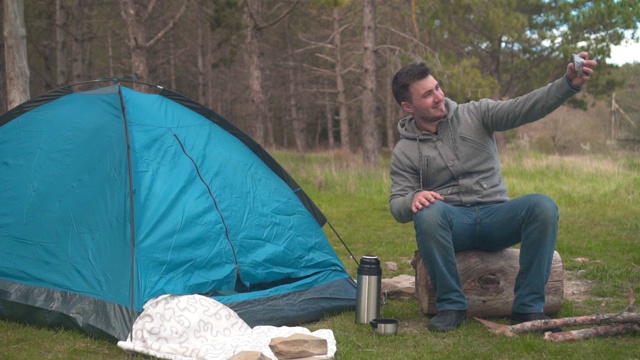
[389,76,580,223]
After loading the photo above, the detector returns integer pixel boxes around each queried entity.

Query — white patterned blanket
[117,294,336,360]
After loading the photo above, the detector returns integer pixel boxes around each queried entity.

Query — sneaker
[427,310,467,332]
[510,312,562,333]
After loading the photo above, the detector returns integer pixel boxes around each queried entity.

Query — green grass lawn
[1,150,638,359]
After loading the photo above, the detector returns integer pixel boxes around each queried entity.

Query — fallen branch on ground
[474,312,640,338]
[543,323,640,342]
[474,288,639,342]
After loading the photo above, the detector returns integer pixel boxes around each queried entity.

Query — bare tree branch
[142,0,158,22]
[315,53,337,64]
[245,0,300,31]
[146,0,189,49]
[299,33,334,46]
[300,63,334,76]
[378,24,433,53]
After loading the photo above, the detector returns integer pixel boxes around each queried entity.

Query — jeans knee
[413,201,452,253]
[413,201,447,231]
[525,194,559,222]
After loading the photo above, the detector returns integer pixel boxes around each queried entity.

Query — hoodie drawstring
[416,136,424,190]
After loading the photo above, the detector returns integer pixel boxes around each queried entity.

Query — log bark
[412,249,564,317]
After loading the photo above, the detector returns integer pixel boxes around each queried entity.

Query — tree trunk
[412,249,564,318]
[242,0,298,146]
[3,0,30,109]
[0,44,6,115]
[70,0,84,84]
[196,0,206,105]
[120,0,150,88]
[386,66,397,150]
[82,6,94,82]
[119,0,188,90]
[202,0,214,109]
[55,0,68,86]
[243,0,267,146]
[325,96,335,149]
[285,20,306,152]
[168,35,176,89]
[332,7,350,151]
[107,29,115,77]
[361,0,379,165]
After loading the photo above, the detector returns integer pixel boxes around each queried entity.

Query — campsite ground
[284,149,640,359]
[363,268,595,334]
[1,150,638,359]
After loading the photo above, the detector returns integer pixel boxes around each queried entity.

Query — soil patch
[564,270,593,303]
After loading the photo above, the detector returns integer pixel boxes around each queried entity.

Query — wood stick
[475,288,638,337]
[474,312,640,337]
[543,323,640,342]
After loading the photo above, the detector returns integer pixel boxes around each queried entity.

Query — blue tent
[0,82,356,341]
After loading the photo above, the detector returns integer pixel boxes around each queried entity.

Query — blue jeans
[413,194,558,313]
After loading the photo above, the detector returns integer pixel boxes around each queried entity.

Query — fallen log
[412,249,563,317]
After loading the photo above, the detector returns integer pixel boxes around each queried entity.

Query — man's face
[401,75,447,126]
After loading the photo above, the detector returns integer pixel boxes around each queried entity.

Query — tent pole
[326,221,359,267]
[116,82,138,340]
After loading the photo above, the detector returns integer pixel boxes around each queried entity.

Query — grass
[1,149,639,359]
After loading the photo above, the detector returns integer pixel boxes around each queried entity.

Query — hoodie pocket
[459,132,493,154]
[475,176,502,198]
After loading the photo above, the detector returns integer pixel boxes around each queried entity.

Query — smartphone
[572,54,587,76]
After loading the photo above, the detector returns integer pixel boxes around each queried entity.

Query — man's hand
[567,51,597,88]
[412,190,444,213]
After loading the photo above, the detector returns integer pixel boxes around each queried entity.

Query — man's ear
[400,101,413,113]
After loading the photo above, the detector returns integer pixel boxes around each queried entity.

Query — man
[389,52,596,332]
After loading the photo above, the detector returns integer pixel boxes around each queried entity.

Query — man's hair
[391,62,432,105]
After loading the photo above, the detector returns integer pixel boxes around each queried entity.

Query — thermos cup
[355,255,382,324]
[369,318,399,336]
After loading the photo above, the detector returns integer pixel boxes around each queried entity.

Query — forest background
[2,0,640,164]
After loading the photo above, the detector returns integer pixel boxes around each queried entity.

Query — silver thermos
[355,255,382,324]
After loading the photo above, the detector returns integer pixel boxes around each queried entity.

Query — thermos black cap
[358,255,382,275]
